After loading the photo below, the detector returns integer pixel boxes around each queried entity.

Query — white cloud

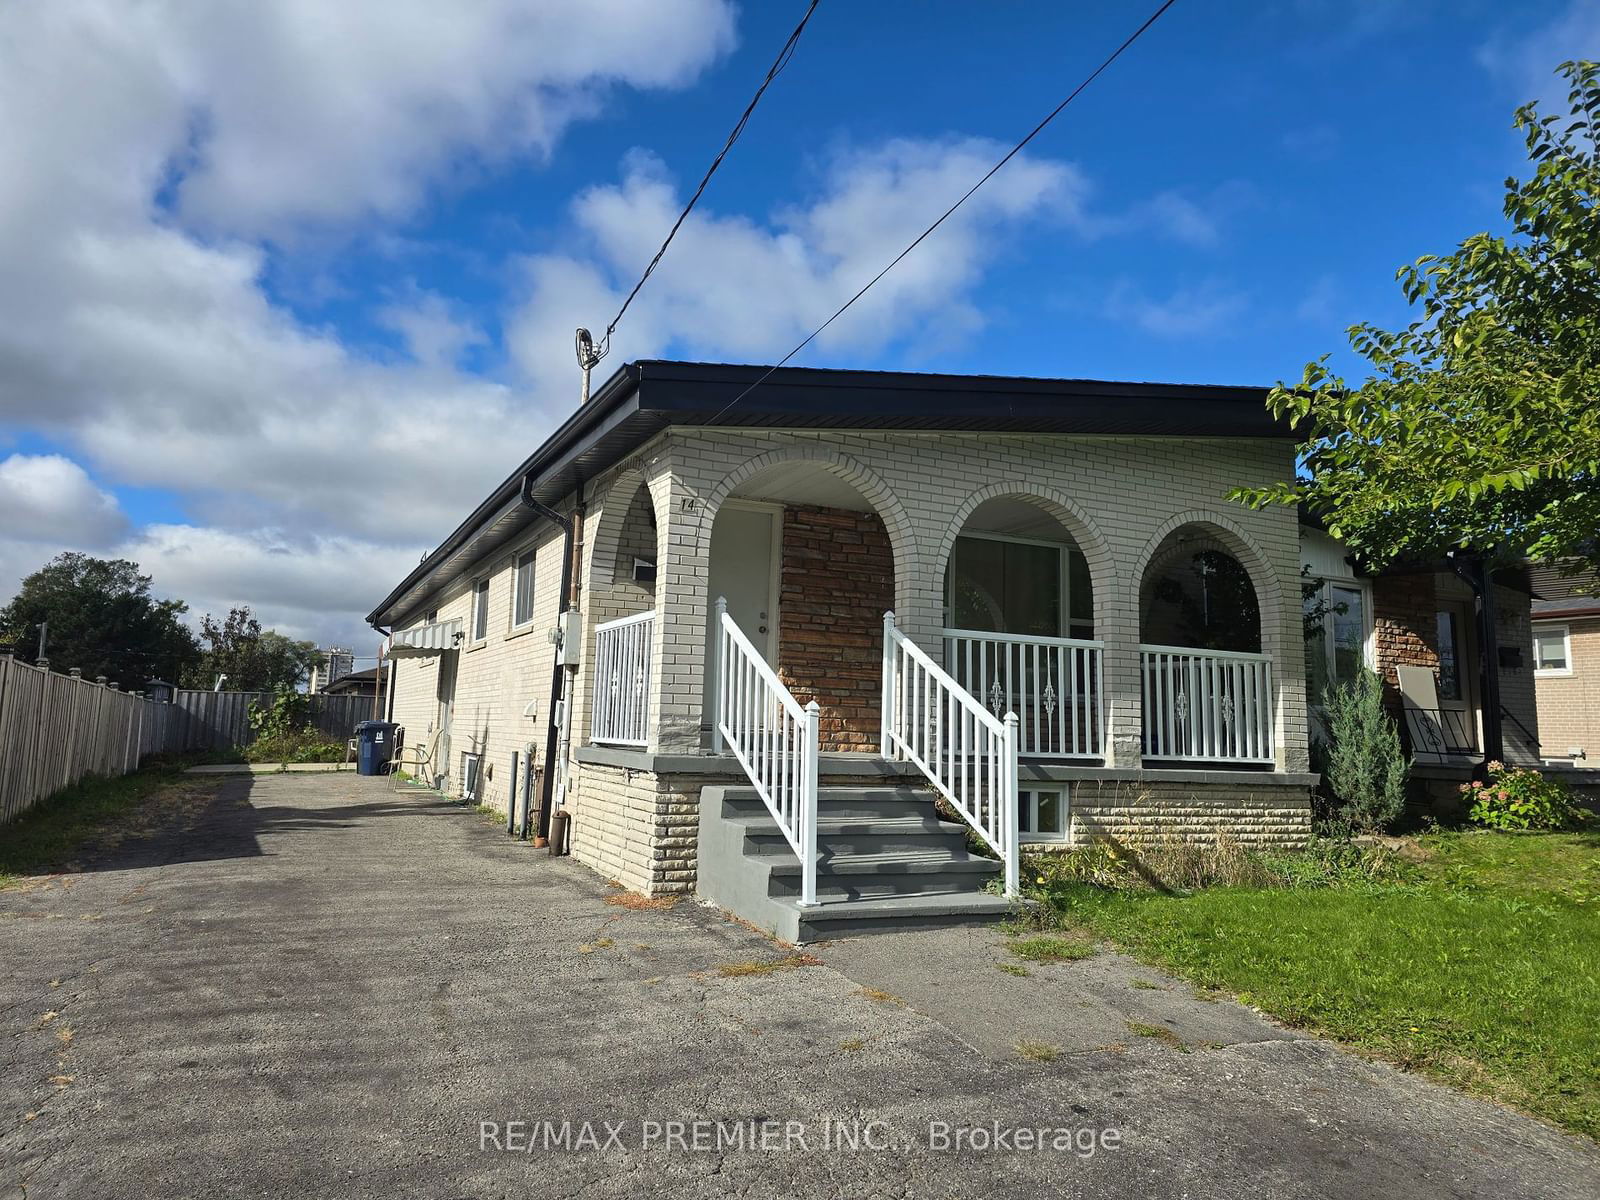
[1479,1,1600,108]
[0,0,736,642]
[1105,281,1249,338]
[508,139,1091,393]
[0,454,128,547]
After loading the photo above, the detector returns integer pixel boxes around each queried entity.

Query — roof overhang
[367,361,1294,628]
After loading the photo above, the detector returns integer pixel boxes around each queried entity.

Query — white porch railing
[882,613,1019,897]
[712,598,820,908]
[1139,644,1274,764]
[942,629,1105,760]
[591,611,654,746]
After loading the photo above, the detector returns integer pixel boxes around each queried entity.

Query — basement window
[1018,788,1067,842]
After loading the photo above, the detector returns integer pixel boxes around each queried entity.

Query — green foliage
[1235,61,1600,574]
[0,552,199,690]
[244,691,344,764]
[1035,832,1600,1137]
[1463,761,1585,831]
[183,606,319,692]
[1321,669,1408,834]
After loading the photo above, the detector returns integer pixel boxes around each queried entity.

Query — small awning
[388,619,463,658]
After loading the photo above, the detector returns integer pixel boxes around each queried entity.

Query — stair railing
[881,611,1019,898]
[712,598,820,907]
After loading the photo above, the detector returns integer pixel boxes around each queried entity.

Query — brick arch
[1131,510,1285,655]
[696,446,918,614]
[933,482,1116,635]
[587,465,663,594]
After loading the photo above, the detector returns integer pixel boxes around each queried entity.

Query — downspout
[520,472,577,842]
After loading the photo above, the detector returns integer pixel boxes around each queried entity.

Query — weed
[856,987,904,1006]
[997,962,1031,977]
[1015,1040,1061,1062]
[839,1037,867,1052]
[1127,1021,1184,1049]
[1129,978,1161,990]
[717,954,819,978]
[604,892,679,911]
[1009,934,1095,963]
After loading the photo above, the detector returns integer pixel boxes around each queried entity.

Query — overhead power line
[595,0,822,362]
[704,0,1180,426]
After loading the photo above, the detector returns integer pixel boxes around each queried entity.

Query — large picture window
[1305,578,1372,703]
[945,535,1091,639]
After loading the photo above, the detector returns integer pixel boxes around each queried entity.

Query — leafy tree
[1236,61,1600,573]
[0,553,199,690]
[184,606,319,693]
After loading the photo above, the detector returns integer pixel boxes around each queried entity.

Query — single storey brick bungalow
[369,360,1331,940]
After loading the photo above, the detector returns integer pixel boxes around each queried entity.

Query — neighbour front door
[435,649,459,773]
[704,501,780,734]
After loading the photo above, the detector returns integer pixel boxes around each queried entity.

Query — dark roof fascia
[368,360,1295,627]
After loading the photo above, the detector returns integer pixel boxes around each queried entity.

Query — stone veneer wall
[566,762,707,895]
[1069,779,1313,847]
[777,504,895,751]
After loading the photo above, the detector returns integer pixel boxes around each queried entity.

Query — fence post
[29,662,50,808]
[711,597,727,755]
[799,700,820,909]
[1002,712,1020,900]
[879,611,896,758]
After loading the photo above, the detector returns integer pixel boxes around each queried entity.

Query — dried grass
[603,892,678,911]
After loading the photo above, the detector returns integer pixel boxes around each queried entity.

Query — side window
[472,577,490,642]
[513,550,537,628]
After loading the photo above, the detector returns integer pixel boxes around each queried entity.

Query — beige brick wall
[1070,779,1313,847]
[645,428,1309,772]
[1535,617,1600,760]
[387,521,567,815]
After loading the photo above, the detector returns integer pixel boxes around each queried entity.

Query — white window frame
[1533,622,1573,677]
[1305,575,1375,697]
[510,547,538,631]
[470,576,491,645]
[1018,787,1069,843]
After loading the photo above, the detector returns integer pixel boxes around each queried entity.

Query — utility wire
[705,0,1180,425]
[596,0,822,361]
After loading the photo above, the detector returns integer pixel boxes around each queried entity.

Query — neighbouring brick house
[1300,522,1542,805]
[371,361,1317,940]
[1528,563,1600,768]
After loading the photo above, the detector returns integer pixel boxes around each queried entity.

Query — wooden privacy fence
[0,658,376,825]
[0,655,175,826]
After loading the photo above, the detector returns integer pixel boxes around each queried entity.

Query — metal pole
[712,597,728,754]
[34,621,46,664]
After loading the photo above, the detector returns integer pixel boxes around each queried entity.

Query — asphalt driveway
[3,773,1596,1199]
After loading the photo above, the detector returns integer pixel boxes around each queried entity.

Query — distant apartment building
[308,646,356,694]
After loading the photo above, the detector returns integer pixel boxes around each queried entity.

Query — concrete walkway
[2,773,1596,1199]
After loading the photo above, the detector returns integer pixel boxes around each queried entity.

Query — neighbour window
[945,535,1092,639]
[1018,788,1067,841]
[1435,610,1465,700]
[1533,624,1571,676]
[512,550,537,628]
[471,577,490,642]
[1305,578,1372,703]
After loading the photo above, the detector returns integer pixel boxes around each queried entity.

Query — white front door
[704,501,780,731]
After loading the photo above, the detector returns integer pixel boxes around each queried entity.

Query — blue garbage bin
[355,720,398,776]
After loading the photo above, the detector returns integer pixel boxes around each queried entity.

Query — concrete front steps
[697,784,1017,943]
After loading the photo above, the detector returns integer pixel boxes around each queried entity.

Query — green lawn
[1034,831,1600,1138]
[0,757,213,888]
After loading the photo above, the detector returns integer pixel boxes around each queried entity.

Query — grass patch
[1028,830,1600,1137]
[604,891,679,911]
[1008,934,1095,964]
[0,758,214,888]
[856,987,904,1006]
[996,962,1031,977]
[1129,978,1162,990]
[839,1037,866,1052]
[1015,1039,1061,1062]
[717,953,819,978]
[1127,1021,1184,1049]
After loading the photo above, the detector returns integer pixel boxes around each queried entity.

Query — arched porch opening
[1137,523,1273,765]
[585,476,661,748]
[940,496,1105,763]
[705,460,901,752]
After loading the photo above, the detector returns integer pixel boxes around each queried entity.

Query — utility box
[554,609,584,667]
[354,720,399,776]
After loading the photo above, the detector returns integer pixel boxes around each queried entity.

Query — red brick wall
[1373,573,1441,699]
[777,505,894,751]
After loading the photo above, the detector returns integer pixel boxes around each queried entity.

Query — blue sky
[0,0,1595,651]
